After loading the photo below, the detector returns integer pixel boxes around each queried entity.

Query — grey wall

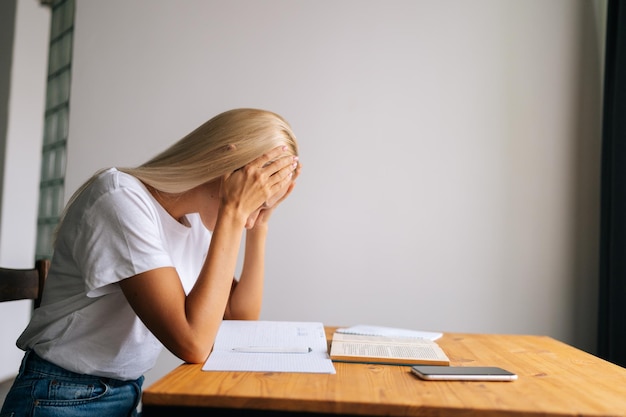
[64,0,605,385]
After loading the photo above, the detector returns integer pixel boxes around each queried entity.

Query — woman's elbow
[170,340,212,364]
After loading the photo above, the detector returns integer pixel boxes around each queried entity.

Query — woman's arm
[219,154,300,322]
[119,208,246,364]
[224,225,267,320]
[224,161,301,320]
[120,147,298,364]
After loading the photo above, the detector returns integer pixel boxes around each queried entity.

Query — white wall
[67,0,605,384]
[0,0,49,381]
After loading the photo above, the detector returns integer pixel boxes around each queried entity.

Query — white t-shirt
[17,168,211,380]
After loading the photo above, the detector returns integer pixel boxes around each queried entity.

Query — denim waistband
[22,350,143,388]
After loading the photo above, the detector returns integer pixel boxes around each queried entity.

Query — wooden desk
[142,328,626,416]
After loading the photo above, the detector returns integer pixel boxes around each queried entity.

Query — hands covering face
[221,146,301,229]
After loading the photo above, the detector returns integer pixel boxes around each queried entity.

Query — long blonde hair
[59,108,298,231]
[121,108,298,193]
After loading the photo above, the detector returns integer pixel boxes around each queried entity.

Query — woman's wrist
[247,223,269,238]
[217,203,249,229]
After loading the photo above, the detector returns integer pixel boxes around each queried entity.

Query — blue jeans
[0,351,143,417]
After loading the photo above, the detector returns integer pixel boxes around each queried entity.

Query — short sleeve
[72,186,174,297]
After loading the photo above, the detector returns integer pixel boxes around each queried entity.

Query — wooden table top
[142,327,626,416]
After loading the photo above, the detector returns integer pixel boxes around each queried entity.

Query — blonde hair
[59,108,298,232]
[120,108,298,193]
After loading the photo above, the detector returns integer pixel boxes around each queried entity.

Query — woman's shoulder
[74,168,151,211]
[89,168,147,196]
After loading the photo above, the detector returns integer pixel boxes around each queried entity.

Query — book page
[332,341,446,360]
[330,333,449,365]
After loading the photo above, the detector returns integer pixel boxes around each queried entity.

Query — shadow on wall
[568,0,605,354]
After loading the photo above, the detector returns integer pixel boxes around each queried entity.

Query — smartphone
[411,365,517,381]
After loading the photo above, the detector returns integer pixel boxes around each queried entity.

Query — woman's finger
[266,161,301,207]
[268,157,298,189]
[255,145,290,169]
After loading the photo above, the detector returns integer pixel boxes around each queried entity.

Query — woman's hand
[249,159,301,229]
[220,146,298,225]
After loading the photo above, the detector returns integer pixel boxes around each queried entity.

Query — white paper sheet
[202,320,336,374]
[336,325,443,341]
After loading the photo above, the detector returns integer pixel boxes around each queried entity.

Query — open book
[329,332,450,366]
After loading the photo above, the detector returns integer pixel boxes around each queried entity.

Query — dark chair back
[0,259,50,308]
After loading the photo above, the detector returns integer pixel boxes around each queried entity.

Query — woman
[0,108,301,416]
